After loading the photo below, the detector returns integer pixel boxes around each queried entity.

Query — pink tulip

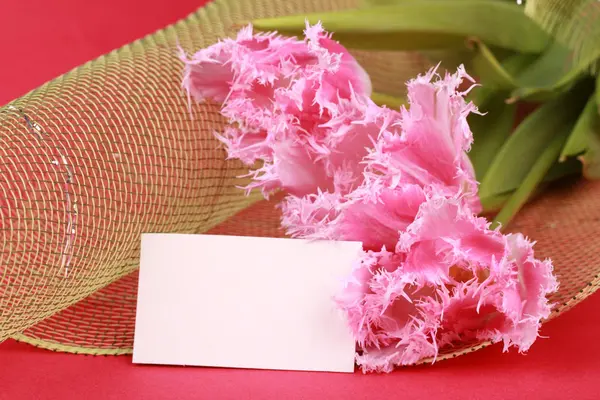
[281,66,481,246]
[182,22,372,197]
[339,192,557,372]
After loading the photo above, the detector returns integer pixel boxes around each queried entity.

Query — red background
[1,1,599,399]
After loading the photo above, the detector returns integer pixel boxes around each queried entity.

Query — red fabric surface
[1,0,600,399]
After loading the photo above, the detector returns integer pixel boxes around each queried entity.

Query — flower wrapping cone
[0,0,598,361]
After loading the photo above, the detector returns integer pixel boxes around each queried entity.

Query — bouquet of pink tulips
[180,22,558,372]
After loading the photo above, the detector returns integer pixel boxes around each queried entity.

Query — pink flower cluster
[182,23,558,372]
[182,24,372,197]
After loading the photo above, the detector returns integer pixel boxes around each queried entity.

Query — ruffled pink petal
[429,234,557,354]
[332,182,426,251]
[280,190,342,238]
[366,65,481,212]
[356,324,437,373]
[309,25,372,103]
[280,178,426,251]
[247,93,389,197]
[271,140,336,196]
[336,249,407,348]
[399,192,505,284]
[497,233,558,351]
[180,41,236,104]
[425,281,510,349]
[215,126,271,165]
[320,93,396,173]
[337,249,439,372]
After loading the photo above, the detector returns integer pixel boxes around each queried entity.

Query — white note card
[133,234,361,373]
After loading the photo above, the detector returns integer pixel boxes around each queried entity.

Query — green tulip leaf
[560,95,597,161]
[509,42,589,102]
[570,88,600,179]
[468,92,517,179]
[479,86,586,200]
[596,74,600,115]
[525,0,600,76]
[252,1,550,53]
[470,41,520,90]
[480,158,581,214]
[362,0,419,5]
[492,131,571,229]
[467,53,534,105]
[581,129,600,180]
[362,0,516,7]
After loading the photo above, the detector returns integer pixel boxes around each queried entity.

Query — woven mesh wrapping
[1,0,598,362]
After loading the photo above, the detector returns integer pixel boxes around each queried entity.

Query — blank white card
[133,234,361,373]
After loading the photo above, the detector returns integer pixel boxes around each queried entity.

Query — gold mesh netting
[0,0,598,363]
